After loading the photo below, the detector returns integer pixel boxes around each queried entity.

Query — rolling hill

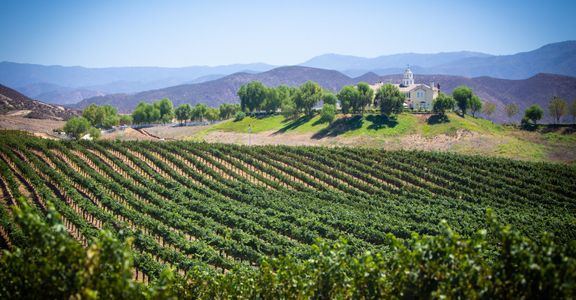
[0,84,79,120]
[75,66,576,123]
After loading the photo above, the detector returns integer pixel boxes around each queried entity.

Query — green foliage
[263,87,282,113]
[376,84,404,116]
[294,81,323,116]
[0,199,145,299]
[175,104,193,123]
[432,93,456,116]
[154,98,174,124]
[205,108,220,122]
[234,111,246,121]
[218,103,241,120]
[548,96,567,124]
[119,114,133,126]
[319,104,336,124]
[64,116,92,139]
[322,93,338,106]
[505,103,519,120]
[482,101,496,116]
[469,95,483,117]
[337,85,358,114]
[524,104,544,125]
[356,82,374,114]
[238,81,267,113]
[132,102,161,124]
[191,103,208,122]
[88,127,101,140]
[452,85,473,116]
[82,104,120,129]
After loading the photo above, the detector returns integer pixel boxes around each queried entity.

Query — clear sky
[1,0,575,67]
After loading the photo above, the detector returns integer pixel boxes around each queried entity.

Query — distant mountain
[76,66,576,123]
[0,84,79,120]
[431,41,576,79]
[301,41,576,79]
[0,61,276,104]
[301,51,492,76]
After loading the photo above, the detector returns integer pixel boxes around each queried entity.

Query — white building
[371,66,439,111]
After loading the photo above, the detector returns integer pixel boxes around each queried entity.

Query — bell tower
[402,65,414,87]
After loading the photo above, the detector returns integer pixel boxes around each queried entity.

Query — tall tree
[219,103,241,119]
[524,104,544,125]
[432,93,456,116]
[319,104,336,124]
[63,117,92,139]
[376,84,404,116]
[191,103,208,121]
[505,103,519,122]
[337,85,357,115]
[263,87,282,114]
[175,104,192,124]
[238,81,267,113]
[452,86,473,116]
[469,95,483,117]
[548,96,567,124]
[294,81,323,116]
[356,82,374,114]
[482,102,496,116]
[154,98,174,124]
[322,93,338,106]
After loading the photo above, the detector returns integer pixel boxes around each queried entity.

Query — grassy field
[173,112,575,164]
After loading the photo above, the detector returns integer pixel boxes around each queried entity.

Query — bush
[319,104,336,124]
[63,117,91,139]
[234,111,246,121]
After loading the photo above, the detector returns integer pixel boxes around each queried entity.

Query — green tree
[132,102,161,124]
[263,87,282,114]
[191,103,208,122]
[234,111,246,121]
[376,84,404,116]
[206,107,220,122]
[175,104,193,124]
[482,102,496,116]
[63,117,92,139]
[452,86,473,116]
[469,95,483,117]
[118,115,132,126]
[294,81,323,116]
[154,98,174,124]
[319,104,336,124]
[505,103,519,122]
[356,82,374,114]
[87,127,101,140]
[432,93,456,116]
[238,81,267,113]
[322,93,338,106]
[337,85,358,115]
[524,104,544,125]
[548,96,567,124]
[82,104,119,129]
[219,103,241,120]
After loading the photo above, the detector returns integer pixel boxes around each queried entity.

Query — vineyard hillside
[0,131,575,283]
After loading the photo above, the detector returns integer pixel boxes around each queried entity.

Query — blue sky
[1,0,575,67]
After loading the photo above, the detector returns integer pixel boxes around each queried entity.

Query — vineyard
[0,131,575,284]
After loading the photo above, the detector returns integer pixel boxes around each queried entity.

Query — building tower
[402,65,414,87]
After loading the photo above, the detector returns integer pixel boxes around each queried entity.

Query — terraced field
[0,131,575,282]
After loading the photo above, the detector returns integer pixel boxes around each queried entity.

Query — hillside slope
[0,84,79,120]
[77,66,576,123]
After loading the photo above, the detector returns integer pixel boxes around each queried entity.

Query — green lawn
[420,113,504,137]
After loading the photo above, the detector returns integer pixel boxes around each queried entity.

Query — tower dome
[402,65,414,87]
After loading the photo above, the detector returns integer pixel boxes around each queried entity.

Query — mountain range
[1,41,575,105]
[74,66,576,123]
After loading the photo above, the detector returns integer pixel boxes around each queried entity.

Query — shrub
[234,111,246,121]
